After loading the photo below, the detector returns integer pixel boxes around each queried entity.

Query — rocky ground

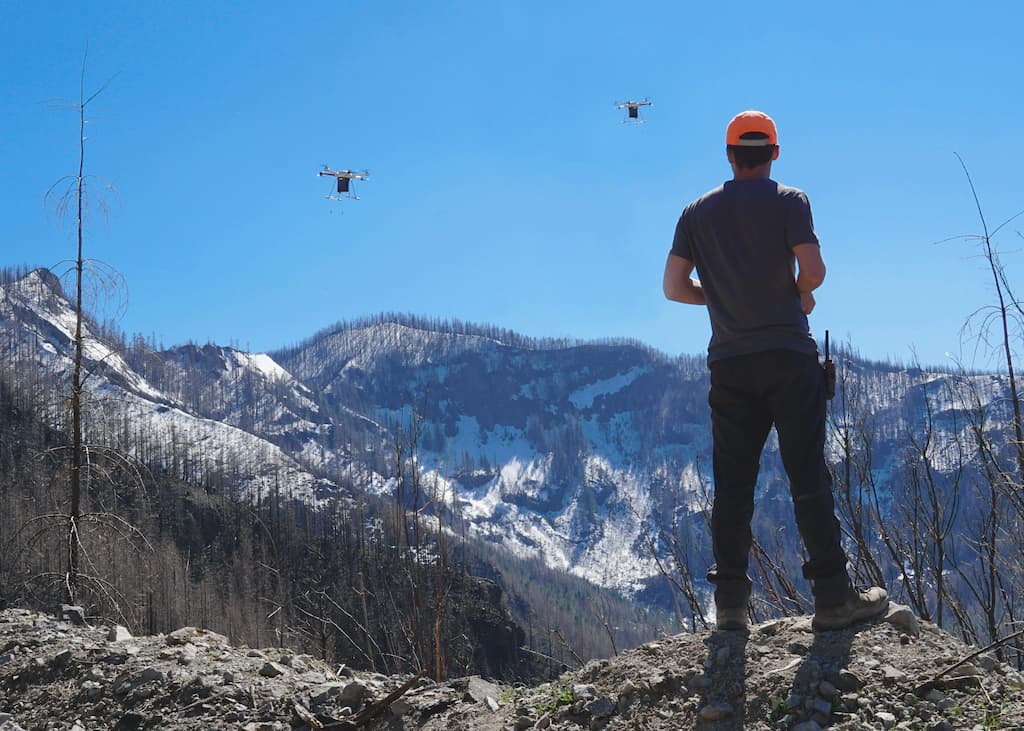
[2,605,1023,730]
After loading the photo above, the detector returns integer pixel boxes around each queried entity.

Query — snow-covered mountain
[0,269,336,504]
[0,268,1014,601]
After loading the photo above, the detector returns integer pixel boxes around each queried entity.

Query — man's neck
[732,163,772,181]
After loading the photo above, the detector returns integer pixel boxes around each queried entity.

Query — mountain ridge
[1,266,1018,618]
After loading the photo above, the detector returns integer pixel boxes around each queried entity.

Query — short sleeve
[785,190,819,249]
[670,206,695,260]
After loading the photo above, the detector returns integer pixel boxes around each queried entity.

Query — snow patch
[569,367,645,409]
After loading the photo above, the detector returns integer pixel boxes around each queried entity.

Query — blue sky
[2,2,1022,368]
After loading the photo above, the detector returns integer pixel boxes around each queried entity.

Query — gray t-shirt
[670,178,819,363]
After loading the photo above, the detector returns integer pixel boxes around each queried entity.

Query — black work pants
[706,349,849,609]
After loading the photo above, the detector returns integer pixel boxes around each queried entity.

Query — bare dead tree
[750,532,808,620]
[42,51,116,606]
[32,50,156,625]
[826,345,887,588]
[950,154,1024,484]
[900,369,963,626]
[940,157,1024,666]
[628,459,712,633]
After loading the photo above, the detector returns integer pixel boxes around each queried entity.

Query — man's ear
[772,145,780,161]
[726,147,735,163]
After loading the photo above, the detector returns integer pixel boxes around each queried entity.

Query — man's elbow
[664,279,692,303]
[665,282,700,304]
[808,264,826,290]
[799,263,826,292]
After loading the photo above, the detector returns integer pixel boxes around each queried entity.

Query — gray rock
[977,654,997,672]
[178,644,199,665]
[573,683,597,700]
[882,665,908,683]
[60,604,86,625]
[167,626,229,647]
[259,661,287,678]
[926,721,954,731]
[292,654,313,673]
[297,670,327,684]
[198,673,221,690]
[389,697,414,716]
[885,605,920,637]
[309,675,366,704]
[948,662,980,678]
[107,625,132,642]
[310,682,346,706]
[817,679,838,698]
[339,680,367,707]
[585,696,615,719]
[463,675,500,705]
[50,649,73,667]
[875,711,897,729]
[80,680,103,699]
[137,666,164,683]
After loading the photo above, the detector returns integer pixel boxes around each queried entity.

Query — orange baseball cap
[726,110,778,146]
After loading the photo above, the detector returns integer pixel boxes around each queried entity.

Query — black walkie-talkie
[824,330,836,400]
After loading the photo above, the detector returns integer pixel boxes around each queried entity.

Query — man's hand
[800,291,816,315]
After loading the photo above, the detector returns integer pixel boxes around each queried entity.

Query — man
[662,110,888,632]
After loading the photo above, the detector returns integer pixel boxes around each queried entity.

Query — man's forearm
[663,254,707,305]
[667,278,706,305]
[793,243,826,293]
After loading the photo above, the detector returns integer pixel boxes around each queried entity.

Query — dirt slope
[2,606,1023,730]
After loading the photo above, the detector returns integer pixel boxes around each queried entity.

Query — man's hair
[727,132,776,170]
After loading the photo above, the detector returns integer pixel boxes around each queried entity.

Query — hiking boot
[812,586,889,631]
[715,606,748,631]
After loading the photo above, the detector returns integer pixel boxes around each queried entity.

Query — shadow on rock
[782,626,861,729]
[695,628,750,729]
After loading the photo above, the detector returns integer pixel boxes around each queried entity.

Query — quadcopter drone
[615,97,653,124]
[318,165,369,201]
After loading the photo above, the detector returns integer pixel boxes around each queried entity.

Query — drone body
[614,97,652,124]
[318,166,370,201]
